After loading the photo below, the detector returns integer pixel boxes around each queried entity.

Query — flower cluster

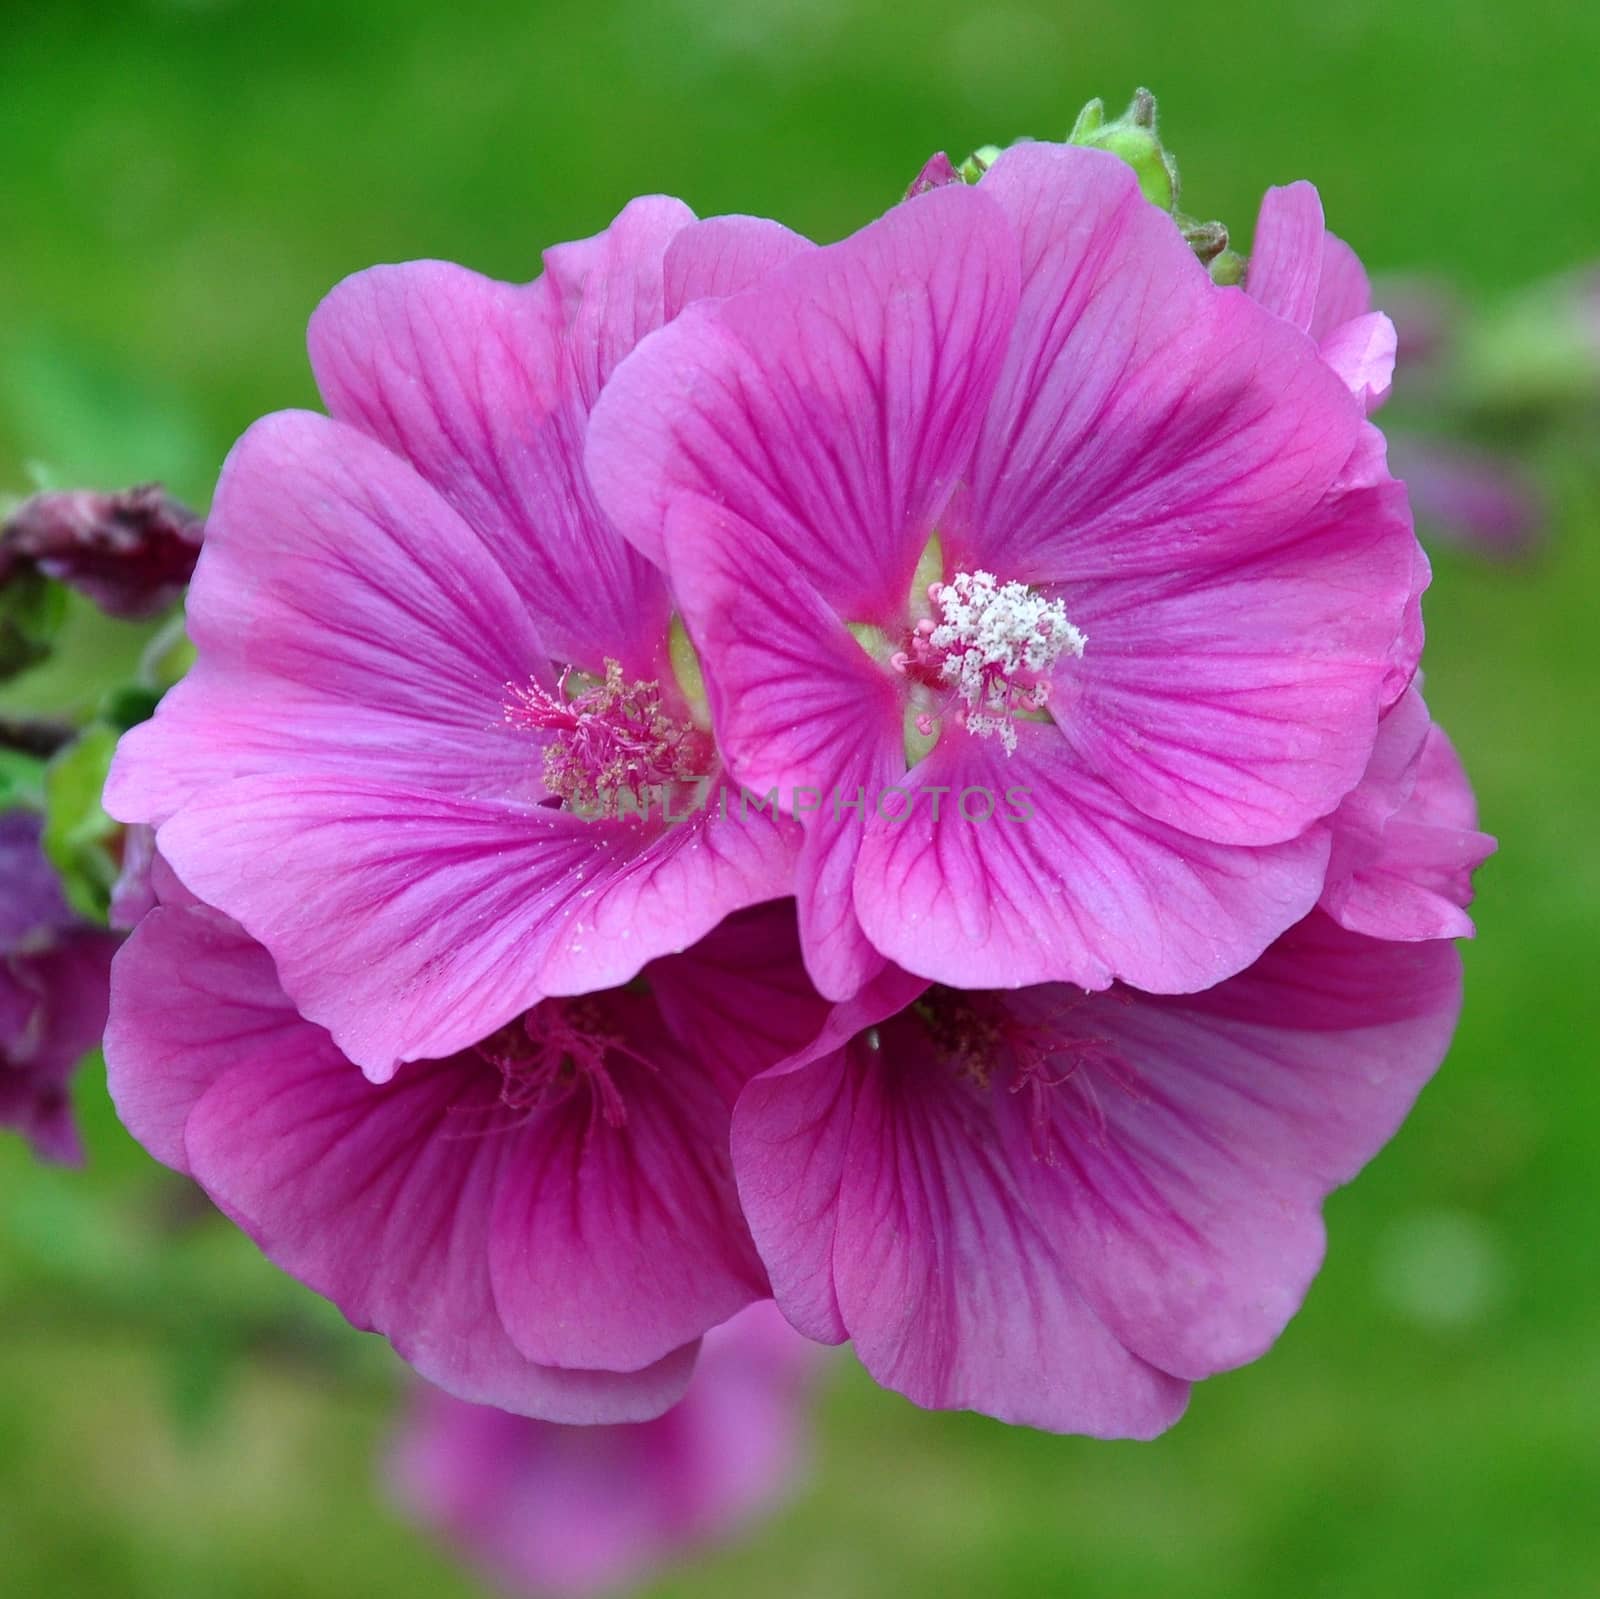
[101,139,1493,1437]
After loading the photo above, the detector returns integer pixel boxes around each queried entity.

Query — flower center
[505,659,709,818]
[891,570,1085,754]
[474,998,652,1128]
[911,985,1135,1163]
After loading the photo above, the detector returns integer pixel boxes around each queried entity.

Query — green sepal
[1209,248,1247,287]
[1068,87,1177,211]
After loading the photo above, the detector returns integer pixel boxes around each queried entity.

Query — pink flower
[1245,181,1398,414]
[588,146,1423,1002]
[1319,686,1496,941]
[1,812,119,1164]
[105,198,809,1079]
[105,893,832,1419]
[733,911,1463,1434]
[390,1301,821,1598]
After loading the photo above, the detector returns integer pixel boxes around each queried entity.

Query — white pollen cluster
[929,569,1086,752]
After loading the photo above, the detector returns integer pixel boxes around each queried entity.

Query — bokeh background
[3,1,1598,1594]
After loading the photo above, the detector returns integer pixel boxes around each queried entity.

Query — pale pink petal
[854,726,1329,995]
[587,180,1019,609]
[962,147,1360,582]
[105,410,544,827]
[1319,310,1396,413]
[1009,915,1463,1378]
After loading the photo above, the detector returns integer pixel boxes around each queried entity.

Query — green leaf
[0,747,47,812]
[42,723,120,921]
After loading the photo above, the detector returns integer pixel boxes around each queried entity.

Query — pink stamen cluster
[914,987,1138,1164]
[891,570,1085,753]
[475,999,655,1129]
[505,659,707,817]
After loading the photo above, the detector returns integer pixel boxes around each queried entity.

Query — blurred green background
[3,0,1598,1594]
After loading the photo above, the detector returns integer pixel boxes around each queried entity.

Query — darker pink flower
[0,484,202,621]
[106,199,809,1079]
[589,145,1423,1002]
[1,812,119,1163]
[390,1301,821,1598]
[105,895,831,1419]
[733,911,1463,1434]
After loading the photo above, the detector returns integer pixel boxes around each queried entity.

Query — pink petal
[587,181,1019,609]
[308,260,669,668]
[663,503,904,998]
[1319,311,1396,413]
[854,726,1329,995]
[106,410,544,827]
[740,1032,1189,1434]
[1245,181,1326,332]
[662,214,812,318]
[646,901,833,1107]
[104,905,272,1173]
[906,151,962,197]
[1011,914,1463,1378]
[553,195,697,412]
[1065,471,1419,844]
[1311,232,1374,340]
[156,773,794,1080]
[733,1050,857,1346]
[1326,714,1495,941]
[730,969,927,1345]
[110,907,696,1421]
[488,990,768,1373]
[961,147,1360,583]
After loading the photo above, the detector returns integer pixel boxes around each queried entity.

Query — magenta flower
[105,894,832,1419]
[1245,181,1398,414]
[105,198,809,1078]
[734,914,1463,1434]
[588,146,1423,1001]
[1,812,119,1163]
[1320,686,1496,941]
[390,1301,821,1598]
